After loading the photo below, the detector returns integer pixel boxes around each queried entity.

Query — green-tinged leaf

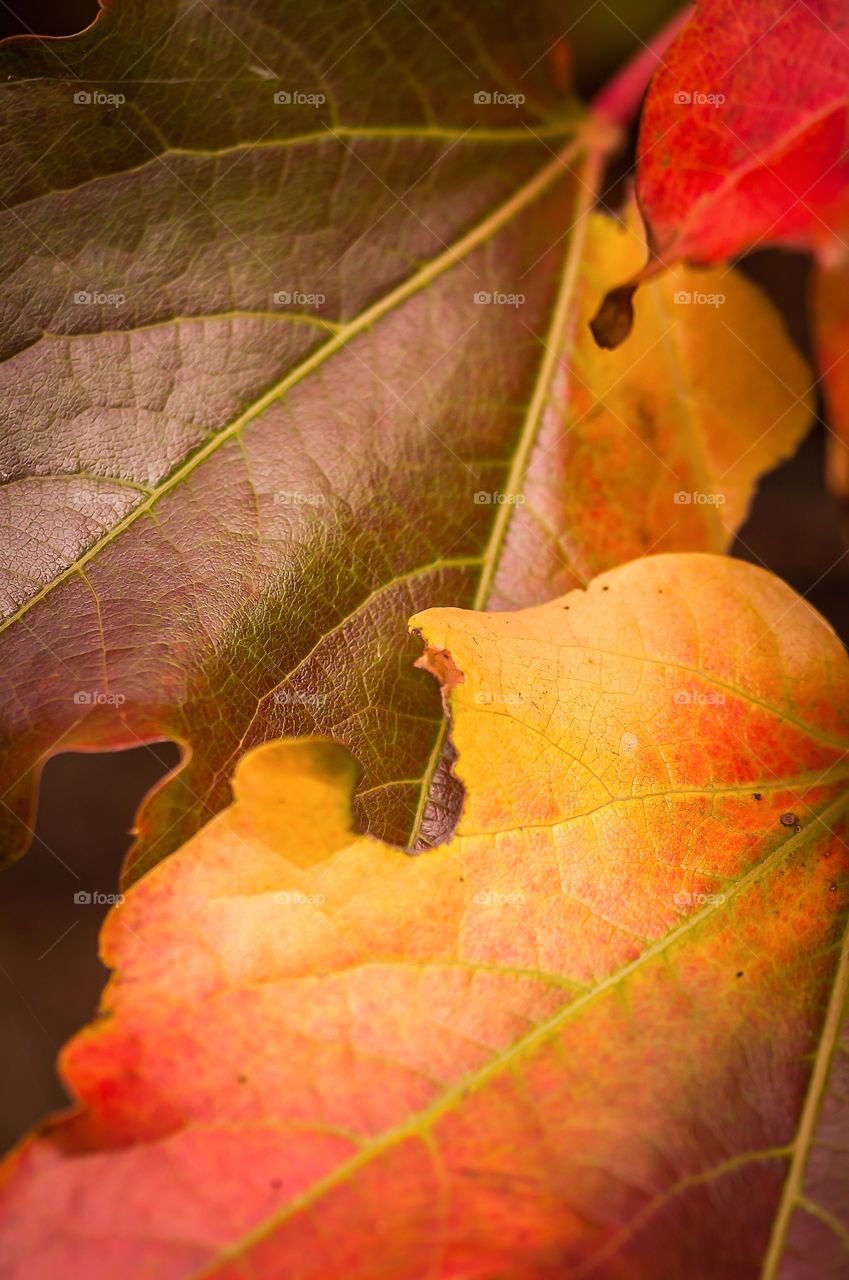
[2,554,849,1277]
[0,1,812,882]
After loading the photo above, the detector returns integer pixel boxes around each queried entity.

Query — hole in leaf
[0,0,100,40]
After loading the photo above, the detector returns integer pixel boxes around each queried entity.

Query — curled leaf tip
[589,281,638,348]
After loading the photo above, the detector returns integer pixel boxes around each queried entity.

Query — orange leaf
[3,554,849,1278]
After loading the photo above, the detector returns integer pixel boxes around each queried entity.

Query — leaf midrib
[457,770,849,839]
[762,887,849,1276]
[408,144,606,843]
[0,130,584,640]
[190,790,849,1278]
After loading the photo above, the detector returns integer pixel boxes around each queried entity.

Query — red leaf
[637,0,849,268]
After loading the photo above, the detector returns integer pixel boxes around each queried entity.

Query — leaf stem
[410,141,611,849]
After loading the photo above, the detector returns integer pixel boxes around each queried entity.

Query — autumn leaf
[0,0,587,874]
[515,205,814,596]
[627,0,849,518]
[3,553,849,1277]
[637,0,849,266]
[773,962,849,1277]
[0,0,817,884]
[591,0,849,347]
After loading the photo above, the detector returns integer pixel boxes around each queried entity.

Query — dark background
[2,0,847,1155]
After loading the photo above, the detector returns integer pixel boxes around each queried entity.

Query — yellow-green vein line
[191,768,847,1278]
[0,131,585,640]
[762,895,849,1277]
